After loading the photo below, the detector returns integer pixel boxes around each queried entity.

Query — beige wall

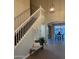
[47,0,65,23]
[14,0,30,30]
[14,0,30,17]
[30,0,65,24]
[46,10,65,23]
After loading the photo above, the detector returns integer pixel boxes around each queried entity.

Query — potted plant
[35,37,45,49]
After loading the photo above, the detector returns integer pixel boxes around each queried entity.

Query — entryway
[54,24,65,41]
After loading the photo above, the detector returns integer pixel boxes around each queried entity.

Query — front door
[54,24,65,41]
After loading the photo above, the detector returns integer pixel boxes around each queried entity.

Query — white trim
[22,54,30,59]
[14,54,30,59]
[15,56,24,57]
[14,56,24,59]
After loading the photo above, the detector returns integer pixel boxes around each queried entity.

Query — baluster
[22,26,24,36]
[22,28,23,37]
[25,23,27,32]
[24,25,26,35]
[16,32,19,44]
[19,29,21,40]
[21,28,22,38]
[23,26,25,35]
[23,26,25,36]
[15,33,17,45]
[18,30,20,41]
[24,24,26,32]
[24,26,26,34]
[22,27,24,37]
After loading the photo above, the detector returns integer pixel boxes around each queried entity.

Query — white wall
[40,25,45,38]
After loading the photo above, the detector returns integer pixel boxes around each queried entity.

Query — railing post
[40,6,42,16]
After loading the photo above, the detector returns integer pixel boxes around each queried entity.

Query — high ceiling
[30,0,65,23]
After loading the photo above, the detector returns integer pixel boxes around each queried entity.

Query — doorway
[54,24,65,41]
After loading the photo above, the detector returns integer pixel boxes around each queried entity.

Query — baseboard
[22,54,30,59]
[22,46,42,59]
[15,56,24,59]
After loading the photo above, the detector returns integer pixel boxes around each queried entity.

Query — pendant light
[49,0,55,12]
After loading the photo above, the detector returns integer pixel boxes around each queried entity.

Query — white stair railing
[14,8,41,46]
[14,8,30,30]
[14,7,45,59]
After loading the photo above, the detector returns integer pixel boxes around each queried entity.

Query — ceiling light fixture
[50,7,55,11]
[49,0,55,12]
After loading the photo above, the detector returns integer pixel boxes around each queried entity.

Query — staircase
[14,7,45,59]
